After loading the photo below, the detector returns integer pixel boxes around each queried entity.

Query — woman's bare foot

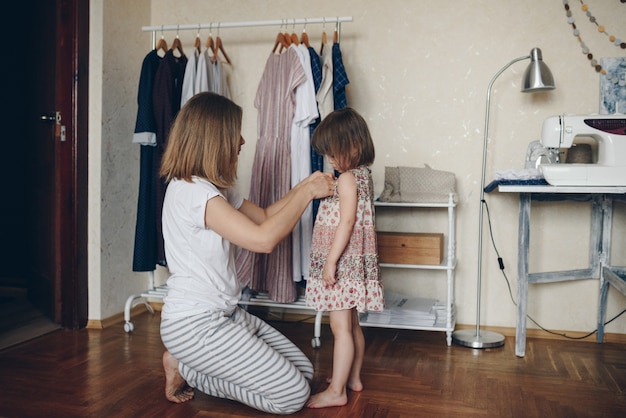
[163,351,194,403]
[306,388,348,409]
[325,376,363,392]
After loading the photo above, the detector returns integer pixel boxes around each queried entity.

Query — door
[3,0,88,329]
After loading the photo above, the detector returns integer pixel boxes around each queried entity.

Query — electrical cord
[482,198,626,340]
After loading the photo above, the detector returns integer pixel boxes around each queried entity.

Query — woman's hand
[303,171,336,200]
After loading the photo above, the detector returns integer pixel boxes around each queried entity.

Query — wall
[89,0,163,321]
[91,0,626,337]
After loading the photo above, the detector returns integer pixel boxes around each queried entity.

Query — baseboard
[85,302,162,330]
[85,304,626,344]
[453,323,626,344]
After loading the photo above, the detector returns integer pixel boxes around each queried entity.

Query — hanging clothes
[307,43,324,220]
[195,49,214,95]
[180,47,201,107]
[212,59,233,98]
[236,46,306,303]
[316,40,334,121]
[194,51,232,99]
[132,50,161,146]
[316,40,335,176]
[132,49,162,272]
[290,43,319,283]
[332,41,350,109]
[135,48,187,269]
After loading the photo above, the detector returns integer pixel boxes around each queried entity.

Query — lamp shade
[522,48,555,92]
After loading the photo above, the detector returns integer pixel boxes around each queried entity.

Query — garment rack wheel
[311,310,324,348]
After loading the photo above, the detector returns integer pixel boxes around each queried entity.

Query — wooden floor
[0,310,625,418]
[0,288,61,351]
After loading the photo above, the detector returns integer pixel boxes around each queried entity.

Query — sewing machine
[538,114,626,186]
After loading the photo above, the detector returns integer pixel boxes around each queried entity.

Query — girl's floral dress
[306,166,384,312]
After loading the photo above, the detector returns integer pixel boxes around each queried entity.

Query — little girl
[305,108,384,409]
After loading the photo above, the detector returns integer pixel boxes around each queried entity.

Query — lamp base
[452,328,505,349]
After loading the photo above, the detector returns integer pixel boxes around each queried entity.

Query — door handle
[40,112,61,124]
[39,111,65,141]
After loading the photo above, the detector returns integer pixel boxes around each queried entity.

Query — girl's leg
[348,308,365,391]
[306,309,353,409]
[322,308,364,391]
[161,308,312,415]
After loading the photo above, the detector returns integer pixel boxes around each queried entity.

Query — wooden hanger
[320,30,327,54]
[289,20,299,46]
[272,31,289,53]
[204,31,215,61]
[300,19,310,48]
[300,30,310,48]
[210,23,231,64]
[170,35,184,57]
[206,24,215,52]
[214,36,232,64]
[194,29,202,54]
[155,33,168,54]
[156,37,168,52]
[290,32,300,46]
[319,18,329,54]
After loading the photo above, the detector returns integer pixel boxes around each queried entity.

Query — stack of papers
[361,292,439,327]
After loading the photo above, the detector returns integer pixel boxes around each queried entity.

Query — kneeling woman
[159,92,335,414]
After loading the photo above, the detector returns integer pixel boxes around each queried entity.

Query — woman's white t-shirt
[160,176,244,319]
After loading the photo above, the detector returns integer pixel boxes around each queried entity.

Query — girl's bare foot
[306,388,348,409]
[325,376,363,392]
[163,351,194,403]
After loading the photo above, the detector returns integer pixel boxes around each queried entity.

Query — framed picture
[599,57,626,114]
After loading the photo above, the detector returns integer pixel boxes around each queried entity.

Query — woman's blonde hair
[160,92,243,188]
[311,107,375,171]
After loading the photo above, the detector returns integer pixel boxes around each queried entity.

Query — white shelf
[239,292,309,310]
[374,193,457,345]
[374,200,456,208]
[379,259,457,270]
[238,193,457,348]
[360,303,455,331]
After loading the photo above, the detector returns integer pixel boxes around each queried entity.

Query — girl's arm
[205,171,334,253]
[322,171,357,286]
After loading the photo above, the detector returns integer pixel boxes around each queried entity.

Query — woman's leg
[306,308,352,408]
[160,308,312,415]
[162,350,194,403]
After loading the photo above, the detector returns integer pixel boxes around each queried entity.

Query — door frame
[56,0,89,329]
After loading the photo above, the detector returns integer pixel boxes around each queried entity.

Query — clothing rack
[142,16,353,41]
[125,15,352,342]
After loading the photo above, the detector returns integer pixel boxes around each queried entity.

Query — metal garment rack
[124,16,353,340]
[142,16,352,44]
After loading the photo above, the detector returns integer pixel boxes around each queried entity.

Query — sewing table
[489,183,626,357]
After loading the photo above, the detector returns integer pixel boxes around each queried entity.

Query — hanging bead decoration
[563,0,626,83]
[578,0,626,49]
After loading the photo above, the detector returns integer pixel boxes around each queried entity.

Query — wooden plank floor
[0,310,625,418]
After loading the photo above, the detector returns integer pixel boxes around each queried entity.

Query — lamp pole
[452,48,554,349]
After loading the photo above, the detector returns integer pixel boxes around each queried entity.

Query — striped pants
[160,307,313,414]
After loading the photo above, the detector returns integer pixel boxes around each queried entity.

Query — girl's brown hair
[160,92,243,188]
[311,107,375,171]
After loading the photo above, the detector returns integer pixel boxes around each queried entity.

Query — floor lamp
[452,48,555,349]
